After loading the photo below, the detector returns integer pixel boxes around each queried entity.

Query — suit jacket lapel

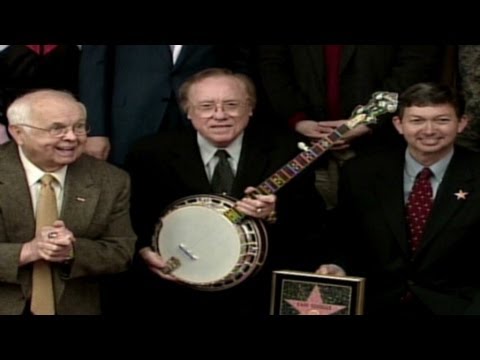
[376,151,409,254]
[61,157,100,234]
[232,130,269,199]
[419,149,475,255]
[305,45,326,90]
[155,45,173,68]
[55,156,101,301]
[173,132,211,194]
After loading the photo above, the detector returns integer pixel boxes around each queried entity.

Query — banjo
[153,91,398,291]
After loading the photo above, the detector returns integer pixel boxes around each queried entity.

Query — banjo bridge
[179,243,200,260]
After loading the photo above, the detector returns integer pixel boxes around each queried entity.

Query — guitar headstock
[346,91,398,129]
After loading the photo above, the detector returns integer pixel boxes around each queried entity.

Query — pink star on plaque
[454,190,469,200]
[285,286,346,315]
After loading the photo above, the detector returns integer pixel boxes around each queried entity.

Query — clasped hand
[33,220,75,262]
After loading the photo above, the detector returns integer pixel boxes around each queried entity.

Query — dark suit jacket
[257,45,444,152]
[0,142,136,315]
[123,127,326,316]
[335,146,480,315]
[79,45,247,165]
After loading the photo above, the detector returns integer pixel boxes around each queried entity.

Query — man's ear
[457,114,469,133]
[8,124,23,145]
[392,116,404,135]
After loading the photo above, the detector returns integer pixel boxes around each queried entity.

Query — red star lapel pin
[454,190,468,200]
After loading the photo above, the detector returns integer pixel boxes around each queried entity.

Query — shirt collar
[405,148,454,181]
[18,146,68,188]
[197,132,244,165]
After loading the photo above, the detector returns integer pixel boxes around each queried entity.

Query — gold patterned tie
[31,174,57,315]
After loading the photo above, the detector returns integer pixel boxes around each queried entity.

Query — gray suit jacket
[0,142,136,315]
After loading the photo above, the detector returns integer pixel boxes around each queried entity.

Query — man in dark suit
[124,68,326,316]
[318,82,480,315]
[0,89,136,315]
[79,45,247,166]
[257,45,444,208]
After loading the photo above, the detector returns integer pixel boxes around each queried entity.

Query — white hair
[6,89,86,126]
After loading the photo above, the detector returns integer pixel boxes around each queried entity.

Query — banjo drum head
[158,205,242,285]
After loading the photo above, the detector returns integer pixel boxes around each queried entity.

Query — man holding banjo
[121,68,326,316]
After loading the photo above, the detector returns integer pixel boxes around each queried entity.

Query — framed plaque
[271,270,366,315]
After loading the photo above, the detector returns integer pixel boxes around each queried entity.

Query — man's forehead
[33,100,84,121]
[192,76,244,91]
[404,104,456,115]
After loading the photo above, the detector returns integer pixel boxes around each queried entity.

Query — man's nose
[423,120,435,133]
[61,126,78,140]
[213,105,228,119]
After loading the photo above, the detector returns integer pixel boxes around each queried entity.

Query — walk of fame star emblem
[454,190,468,200]
[285,285,346,315]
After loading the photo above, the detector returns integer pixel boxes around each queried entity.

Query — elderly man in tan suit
[0,89,136,315]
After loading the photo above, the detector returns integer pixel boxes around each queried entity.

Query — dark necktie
[406,167,433,253]
[211,149,234,195]
[31,174,58,315]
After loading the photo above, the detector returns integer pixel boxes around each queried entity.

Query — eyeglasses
[16,122,91,137]
[192,101,248,118]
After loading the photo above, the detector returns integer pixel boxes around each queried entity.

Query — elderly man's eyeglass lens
[194,101,247,118]
[17,123,91,137]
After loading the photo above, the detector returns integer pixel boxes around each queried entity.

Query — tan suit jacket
[0,142,136,315]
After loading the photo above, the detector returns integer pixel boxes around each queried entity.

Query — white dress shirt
[197,133,243,182]
[170,45,183,64]
[18,147,67,215]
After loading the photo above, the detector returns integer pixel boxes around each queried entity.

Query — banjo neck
[257,122,352,196]
[223,122,354,224]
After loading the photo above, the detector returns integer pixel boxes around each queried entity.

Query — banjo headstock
[346,91,398,129]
